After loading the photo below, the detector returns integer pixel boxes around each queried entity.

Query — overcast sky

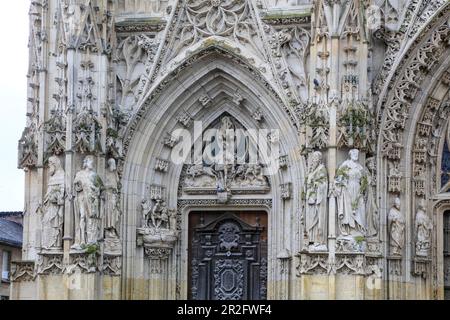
[0,2,29,211]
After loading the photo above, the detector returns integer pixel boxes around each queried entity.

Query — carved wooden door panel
[189,212,268,300]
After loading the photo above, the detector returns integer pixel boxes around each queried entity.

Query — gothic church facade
[12,0,450,300]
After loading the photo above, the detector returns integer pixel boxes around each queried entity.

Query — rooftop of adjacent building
[0,212,23,248]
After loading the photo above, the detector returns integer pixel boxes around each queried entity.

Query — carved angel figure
[41,156,65,250]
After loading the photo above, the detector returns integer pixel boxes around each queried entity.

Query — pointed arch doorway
[188,211,268,300]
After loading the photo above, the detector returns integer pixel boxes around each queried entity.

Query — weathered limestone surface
[14,0,450,300]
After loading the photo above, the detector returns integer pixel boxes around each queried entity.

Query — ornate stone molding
[37,252,65,275]
[101,254,122,277]
[11,261,36,283]
[66,252,99,275]
[296,252,329,276]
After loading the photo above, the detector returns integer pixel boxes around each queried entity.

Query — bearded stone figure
[335,149,367,237]
[304,151,328,251]
[41,156,65,250]
[415,200,433,257]
[388,197,405,256]
[72,156,104,250]
[104,158,122,255]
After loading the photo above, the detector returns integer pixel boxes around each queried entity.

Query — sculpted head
[418,198,426,211]
[107,158,117,172]
[48,156,62,175]
[349,149,360,162]
[394,197,401,210]
[83,156,95,171]
[310,151,323,169]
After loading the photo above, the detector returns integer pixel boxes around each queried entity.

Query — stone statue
[304,151,328,251]
[103,158,122,254]
[138,197,179,249]
[366,157,379,237]
[335,149,367,237]
[215,116,235,194]
[150,199,169,229]
[415,200,433,257]
[388,197,405,256]
[72,156,104,250]
[41,156,65,250]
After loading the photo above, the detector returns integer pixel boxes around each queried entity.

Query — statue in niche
[138,197,178,249]
[215,116,235,194]
[335,149,367,238]
[41,156,65,251]
[388,197,405,256]
[103,158,122,255]
[365,157,379,238]
[415,199,433,257]
[304,151,328,251]
[72,156,104,251]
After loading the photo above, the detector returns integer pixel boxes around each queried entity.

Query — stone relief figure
[103,159,122,255]
[138,197,178,249]
[366,157,379,238]
[185,164,217,188]
[151,199,169,229]
[388,197,405,256]
[304,151,328,251]
[231,164,269,188]
[72,156,104,250]
[335,149,367,237]
[415,200,433,257]
[41,156,65,250]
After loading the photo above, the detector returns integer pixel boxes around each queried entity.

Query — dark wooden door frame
[188,211,268,300]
